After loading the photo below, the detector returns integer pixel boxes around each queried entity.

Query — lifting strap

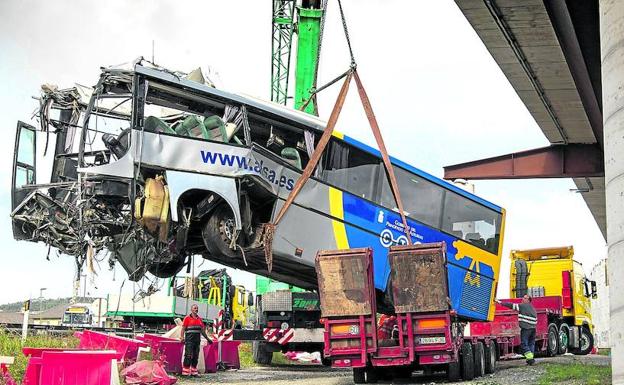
[262,68,412,272]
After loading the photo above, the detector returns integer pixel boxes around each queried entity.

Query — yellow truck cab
[509,246,597,355]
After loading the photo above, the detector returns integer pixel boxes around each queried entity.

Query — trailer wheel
[484,340,497,374]
[252,341,273,365]
[574,326,594,355]
[547,323,559,356]
[473,342,485,377]
[447,360,461,381]
[460,342,475,380]
[353,368,365,384]
[365,366,378,383]
[558,324,570,354]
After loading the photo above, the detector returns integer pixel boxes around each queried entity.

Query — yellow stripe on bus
[329,187,349,249]
[332,131,344,140]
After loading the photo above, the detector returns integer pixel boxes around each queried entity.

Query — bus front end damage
[11,60,325,285]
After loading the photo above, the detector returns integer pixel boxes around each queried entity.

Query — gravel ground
[177,354,610,385]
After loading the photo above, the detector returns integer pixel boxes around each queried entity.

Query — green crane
[271,0,325,115]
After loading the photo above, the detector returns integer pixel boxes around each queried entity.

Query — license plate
[419,336,446,344]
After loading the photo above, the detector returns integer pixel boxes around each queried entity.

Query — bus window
[321,139,379,201]
[441,191,501,253]
[379,167,444,228]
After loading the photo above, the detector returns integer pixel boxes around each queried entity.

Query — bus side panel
[339,193,500,321]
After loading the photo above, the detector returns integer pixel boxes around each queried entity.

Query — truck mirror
[582,278,590,298]
[591,280,598,299]
[248,292,254,307]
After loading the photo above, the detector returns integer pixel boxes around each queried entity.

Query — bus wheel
[574,327,594,355]
[484,340,497,374]
[558,324,570,354]
[547,323,559,356]
[460,342,475,380]
[353,368,365,384]
[203,204,238,258]
[447,360,461,381]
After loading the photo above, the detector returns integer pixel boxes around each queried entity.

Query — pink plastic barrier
[140,334,184,374]
[22,348,91,385]
[78,330,148,363]
[203,342,241,373]
[22,349,118,385]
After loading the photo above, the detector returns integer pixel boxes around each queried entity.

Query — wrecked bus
[11,60,504,321]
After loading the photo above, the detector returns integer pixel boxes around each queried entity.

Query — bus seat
[465,232,485,247]
[204,116,228,142]
[450,230,463,239]
[486,235,499,252]
[281,147,302,169]
[144,116,176,135]
[175,116,209,139]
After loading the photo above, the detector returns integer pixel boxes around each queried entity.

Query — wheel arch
[166,170,241,229]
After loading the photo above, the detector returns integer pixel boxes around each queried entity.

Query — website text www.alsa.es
[200,150,295,190]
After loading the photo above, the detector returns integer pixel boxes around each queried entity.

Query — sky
[0,0,607,306]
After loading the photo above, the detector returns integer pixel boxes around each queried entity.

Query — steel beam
[544,0,603,147]
[443,144,604,180]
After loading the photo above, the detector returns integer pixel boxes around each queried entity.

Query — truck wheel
[558,324,570,354]
[460,342,475,380]
[252,341,273,365]
[202,204,238,258]
[473,342,485,377]
[353,368,365,384]
[547,323,559,356]
[365,366,378,383]
[484,340,497,374]
[447,360,461,381]
[574,327,594,355]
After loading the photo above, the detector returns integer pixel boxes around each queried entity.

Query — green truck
[252,276,325,365]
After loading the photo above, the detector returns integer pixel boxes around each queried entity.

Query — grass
[597,348,611,356]
[538,362,612,385]
[0,329,78,382]
[238,343,298,368]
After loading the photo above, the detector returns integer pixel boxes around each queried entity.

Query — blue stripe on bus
[340,134,502,212]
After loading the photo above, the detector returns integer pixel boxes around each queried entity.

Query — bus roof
[135,65,502,213]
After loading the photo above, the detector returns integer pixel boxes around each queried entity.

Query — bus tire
[203,204,238,258]
[547,323,559,356]
[447,360,461,381]
[473,342,485,377]
[460,342,475,380]
[558,324,570,355]
[252,341,273,365]
[484,340,497,374]
[353,368,365,384]
[574,326,594,356]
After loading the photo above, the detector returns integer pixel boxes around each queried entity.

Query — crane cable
[262,0,412,272]
[336,0,356,67]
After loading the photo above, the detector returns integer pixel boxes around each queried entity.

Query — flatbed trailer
[315,243,567,383]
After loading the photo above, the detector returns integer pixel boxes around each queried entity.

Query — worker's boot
[182,367,191,376]
[191,367,199,376]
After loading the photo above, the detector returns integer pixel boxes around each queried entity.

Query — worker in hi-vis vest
[497,295,537,365]
[179,304,212,376]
